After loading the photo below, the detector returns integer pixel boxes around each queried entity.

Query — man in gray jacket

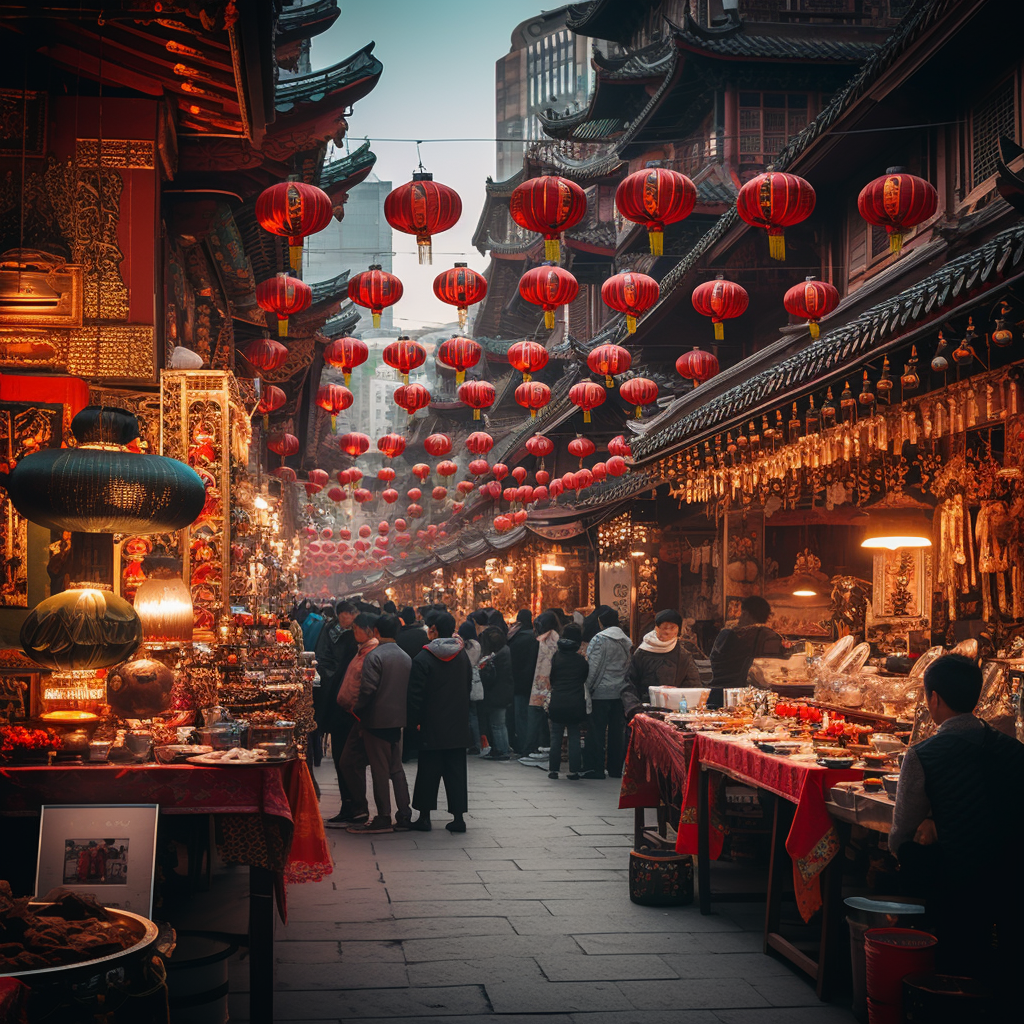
[343,614,413,834]
[582,608,633,779]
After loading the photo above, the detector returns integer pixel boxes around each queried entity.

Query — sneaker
[524,751,547,760]
[409,817,432,832]
[445,819,467,833]
[487,753,512,761]
[347,816,393,834]
[580,770,606,780]
[538,746,551,753]
[548,771,559,779]
[325,810,368,828]
[518,756,541,766]
[567,773,581,781]
[393,817,413,831]
[478,746,491,758]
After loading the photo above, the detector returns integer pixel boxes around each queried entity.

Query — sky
[310,0,550,332]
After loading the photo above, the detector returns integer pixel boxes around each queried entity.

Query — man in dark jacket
[547,624,588,779]
[507,609,538,754]
[343,614,413,834]
[406,612,472,833]
[314,600,359,826]
[622,609,702,720]
[478,625,513,760]
[396,606,428,659]
[707,596,783,708]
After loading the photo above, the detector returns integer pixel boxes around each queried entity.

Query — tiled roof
[275,43,383,112]
[566,0,660,45]
[321,303,359,337]
[277,0,340,44]
[321,141,376,189]
[309,269,350,305]
[631,221,1024,462]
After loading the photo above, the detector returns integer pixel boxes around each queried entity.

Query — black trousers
[585,698,626,776]
[412,748,468,814]
[329,713,357,809]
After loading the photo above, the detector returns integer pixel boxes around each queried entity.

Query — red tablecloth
[618,714,691,810]
[0,760,332,916]
[676,734,860,921]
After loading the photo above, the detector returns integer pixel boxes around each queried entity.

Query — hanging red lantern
[436,460,458,479]
[424,433,452,457]
[323,336,368,386]
[534,484,549,502]
[377,433,407,460]
[349,468,363,484]
[377,467,396,483]
[384,172,462,265]
[569,380,606,423]
[338,432,370,458]
[305,481,323,498]
[519,265,579,329]
[535,471,550,487]
[256,384,286,429]
[456,480,475,496]
[256,180,333,272]
[466,431,493,455]
[458,380,495,420]
[267,432,299,459]
[394,382,432,418]
[692,276,748,340]
[560,472,575,492]
[619,377,659,419]
[548,477,564,499]
[601,271,660,333]
[607,435,631,458]
[407,487,422,502]
[348,265,404,328]
[509,175,587,262]
[574,468,594,492]
[526,435,554,459]
[494,514,512,533]
[606,455,628,477]
[857,168,938,255]
[338,527,351,540]
[736,171,816,261]
[327,486,345,503]
[503,486,517,503]
[382,488,399,504]
[315,382,353,430]
[353,488,373,504]
[378,521,390,535]
[508,340,549,382]
[431,486,448,501]
[382,337,426,384]
[676,347,720,386]
[308,469,328,489]
[411,463,431,481]
[433,264,488,331]
[515,381,551,420]
[491,463,509,481]
[783,277,840,339]
[274,466,297,483]
[244,337,289,373]
[469,458,490,476]
[592,462,607,482]
[615,167,696,257]
[567,437,595,468]
[255,272,312,338]
[587,344,632,388]
[436,335,482,384]
[511,466,527,485]
[407,503,424,519]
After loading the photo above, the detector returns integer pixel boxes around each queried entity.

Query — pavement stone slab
[616,978,771,1011]
[485,980,633,1014]
[537,954,679,982]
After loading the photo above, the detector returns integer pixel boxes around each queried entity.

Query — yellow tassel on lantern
[417,235,432,265]
[278,317,288,338]
[523,371,532,383]
[372,312,381,328]
[544,238,560,261]
[544,310,555,329]
[649,229,663,256]
[889,230,904,254]
[473,409,480,420]
[634,406,642,419]
[456,370,465,384]
[458,307,467,331]
[402,373,409,385]
[584,410,591,423]
[289,244,302,272]
[809,323,820,339]
[530,409,537,419]
[344,372,351,387]
[768,231,785,261]
[263,414,269,430]
[331,415,337,431]
[714,321,724,341]
[626,315,637,333]
[605,375,614,388]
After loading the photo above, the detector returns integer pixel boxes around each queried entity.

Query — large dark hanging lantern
[4,407,206,534]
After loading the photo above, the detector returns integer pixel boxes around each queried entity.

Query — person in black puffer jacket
[547,624,588,779]
[478,625,513,759]
[507,609,538,753]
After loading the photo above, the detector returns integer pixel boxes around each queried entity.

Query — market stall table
[0,759,331,1024]
[676,732,861,998]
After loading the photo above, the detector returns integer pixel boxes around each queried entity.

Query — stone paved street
[228,756,856,1023]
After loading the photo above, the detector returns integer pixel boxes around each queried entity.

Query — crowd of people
[283,595,783,834]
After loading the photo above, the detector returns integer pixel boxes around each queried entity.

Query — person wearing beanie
[707,595,783,708]
[622,609,701,720]
[396,606,429,660]
[507,608,538,753]
[546,624,588,779]
[582,607,632,779]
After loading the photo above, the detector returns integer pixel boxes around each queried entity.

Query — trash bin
[864,927,937,1024]
[629,848,693,906]
[844,896,926,1023]
[164,932,237,1024]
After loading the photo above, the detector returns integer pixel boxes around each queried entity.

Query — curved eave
[322,302,360,337]
[277,0,340,46]
[566,0,661,46]
[274,43,383,113]
[321,142,377,192]
[309,269,351,307]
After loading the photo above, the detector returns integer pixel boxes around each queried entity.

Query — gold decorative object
[0,249,83,327]
[75,138,155,170]
[67,324,156,381]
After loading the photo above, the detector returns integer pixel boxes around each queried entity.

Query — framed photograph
[871,549,929,622]
[35,804,159,918]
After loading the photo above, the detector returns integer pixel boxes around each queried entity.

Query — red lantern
[494,514,512,533]
[857,169,938,255]
[519,265,579,329]
[526,435,554,459]
[466,431,493,455]
[377,433,406,460]
[567,437,595,465]
[256,384,286,429]
[503,487,517,504]
[327,486,345,502]
[436,335,482,384]
[256,180,333,272]
[736,171,816,261]
[433,264,488,331]
[601,271,660,333]
[382,337,426,384]
[515,381,551,420]
[691,276,748,340]
[607,435,631,458]
[244,337,288,373]
[407,503,423,519]
[560,472,575,491]
[456,480,475,496]
[394,383,432,419]
[267,432,299,459]
[323,336,368,386]
[424,433,452,457]
[305,482,322,498]
[382,488,399,504]
[469,458,490,476]
[569,380,606,423]
[255,272,312,337]
[348,265,404,328]
[431,486,448,501]
[592,462,607,482]
[458,380,495,420]
[574,468,594,492]
[507,340,549,382]
[587,344,632,388]
[606,455,627,477]
[411,464,431,481]
[274,466,297,482]
[436,460,458,479]
[395,518,407,531]
[349,468,363,484]
[315,382,353,430]
[377,466,396,483]
[676,347,719,386]
[407,488,422,502]
[338,432,370,458]
[511,466,527,485]
[308,469,329,489]
[491,463,509,482]
[619,377,659,419]
[353,488,373,504]
[384,172,462,264]
[549,478,564,499]
[536,471,550,486]
[615,167,696,257]
[783,277,840,339]
[378,521,390,535]
[509,175,587,262]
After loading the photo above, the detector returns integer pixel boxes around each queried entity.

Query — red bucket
[865,928,937,1015]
